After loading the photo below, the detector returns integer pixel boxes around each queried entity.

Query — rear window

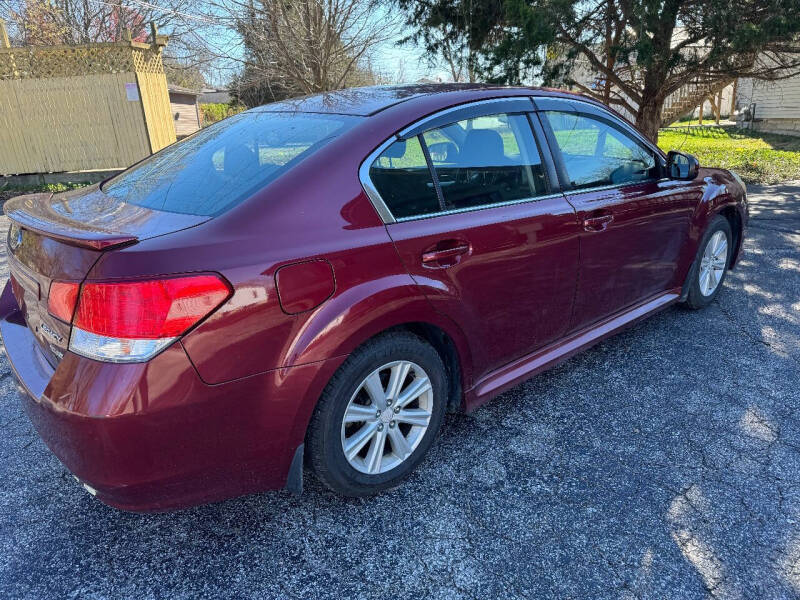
[102,111,358,216]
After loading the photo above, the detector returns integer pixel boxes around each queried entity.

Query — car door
[537,99,697,332]
[362,99,581,382]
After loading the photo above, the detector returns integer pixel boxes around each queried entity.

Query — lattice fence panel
[0,43,165,80]
[131,48,164,74]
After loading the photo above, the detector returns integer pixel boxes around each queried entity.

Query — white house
[735,76,800,136]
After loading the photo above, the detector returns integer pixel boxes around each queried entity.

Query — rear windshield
[102,111,358,216]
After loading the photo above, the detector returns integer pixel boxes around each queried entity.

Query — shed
[199,87,231,104]
[169,85,201,138]
[0,23,176,175]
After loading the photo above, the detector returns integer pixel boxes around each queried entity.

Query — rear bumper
[0,281,344,511]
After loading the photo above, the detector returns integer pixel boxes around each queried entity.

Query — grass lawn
[666,118,736,127]
[0,182,87,205]
[657,126,800,184]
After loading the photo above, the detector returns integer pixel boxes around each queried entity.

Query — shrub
[200,103,246,126]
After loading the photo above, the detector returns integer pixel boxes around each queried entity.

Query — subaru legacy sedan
[1,85,747,511]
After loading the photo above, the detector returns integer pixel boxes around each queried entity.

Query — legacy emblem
[39,322,64,344]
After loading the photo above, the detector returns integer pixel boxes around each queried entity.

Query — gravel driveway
[0,183,798,599]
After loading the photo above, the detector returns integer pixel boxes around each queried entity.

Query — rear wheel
[684,215,732,309]
[307,332,447,496]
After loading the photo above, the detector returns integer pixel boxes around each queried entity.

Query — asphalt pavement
[0,183,799,599]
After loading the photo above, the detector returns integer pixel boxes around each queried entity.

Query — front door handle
[583,213,614,232]
[426,181,455,187]
[422,241,471,268]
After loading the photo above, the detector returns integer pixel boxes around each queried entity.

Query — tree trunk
[635,96,665,144]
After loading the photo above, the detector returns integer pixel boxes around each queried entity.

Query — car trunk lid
[4,185,210,367]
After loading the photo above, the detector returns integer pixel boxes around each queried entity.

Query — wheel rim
[698,230,728,297]
[340,360,433,475]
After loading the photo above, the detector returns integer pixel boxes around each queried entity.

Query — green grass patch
[1,182,89,194]
[658,126,800,184]
[669,117,734,127]
[0,181,92,205]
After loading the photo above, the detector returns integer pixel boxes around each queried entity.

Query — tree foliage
[394,0,800,140]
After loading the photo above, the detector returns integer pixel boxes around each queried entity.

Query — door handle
[426,181,455,187]
[583,213,614,232]
[422,242,471,268]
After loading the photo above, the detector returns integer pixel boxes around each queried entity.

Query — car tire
[684,215,733,310]
[306,331,447,496]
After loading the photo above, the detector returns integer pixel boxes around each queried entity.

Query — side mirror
[667,150,700,180]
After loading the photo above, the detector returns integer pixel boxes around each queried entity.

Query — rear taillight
[50,274,230,363]
[48,281,80,322]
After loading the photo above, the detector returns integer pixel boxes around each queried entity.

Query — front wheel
[684,215,732,309]
[306,332,447,496]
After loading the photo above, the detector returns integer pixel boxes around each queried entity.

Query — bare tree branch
[212,0,396,104]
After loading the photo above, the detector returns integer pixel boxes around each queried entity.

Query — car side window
[368,137,442,219]
[545,111,658,189]
[421,113,548,212]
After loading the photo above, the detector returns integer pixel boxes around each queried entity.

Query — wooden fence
[0,28,176,176]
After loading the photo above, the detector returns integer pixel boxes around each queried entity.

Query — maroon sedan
[1,85,747,511]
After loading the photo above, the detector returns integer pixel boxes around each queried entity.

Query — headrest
[460,129,506,166]
[383,140,407,159]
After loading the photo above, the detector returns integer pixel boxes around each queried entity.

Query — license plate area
[9,258,41,302]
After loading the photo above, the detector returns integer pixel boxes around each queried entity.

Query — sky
[367,4,450,83]
[197,2,449,87]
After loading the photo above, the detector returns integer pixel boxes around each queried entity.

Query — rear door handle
[422,242,471,268]
[583,213,614,232]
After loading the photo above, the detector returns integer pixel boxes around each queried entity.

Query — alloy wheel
[340,360,433,475]
[698,230,728,296]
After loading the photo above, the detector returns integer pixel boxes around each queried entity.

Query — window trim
[359,135,401,224]
[419,133,447,212]
[538,107,663,193]
[393,191,567,223]
[527,112,560,193]
[398,97,536,140]
[359,98,555,224]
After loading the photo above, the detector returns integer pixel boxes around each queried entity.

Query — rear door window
[367,112,548,220]
[103,111,358,216]
[368,137,442,219]
[422,114,547,211]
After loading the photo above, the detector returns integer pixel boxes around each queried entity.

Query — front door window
[545,111,658,189]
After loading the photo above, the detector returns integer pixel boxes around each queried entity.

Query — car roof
[252,83,557,117]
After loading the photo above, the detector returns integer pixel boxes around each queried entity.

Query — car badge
[40,322,64,344]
